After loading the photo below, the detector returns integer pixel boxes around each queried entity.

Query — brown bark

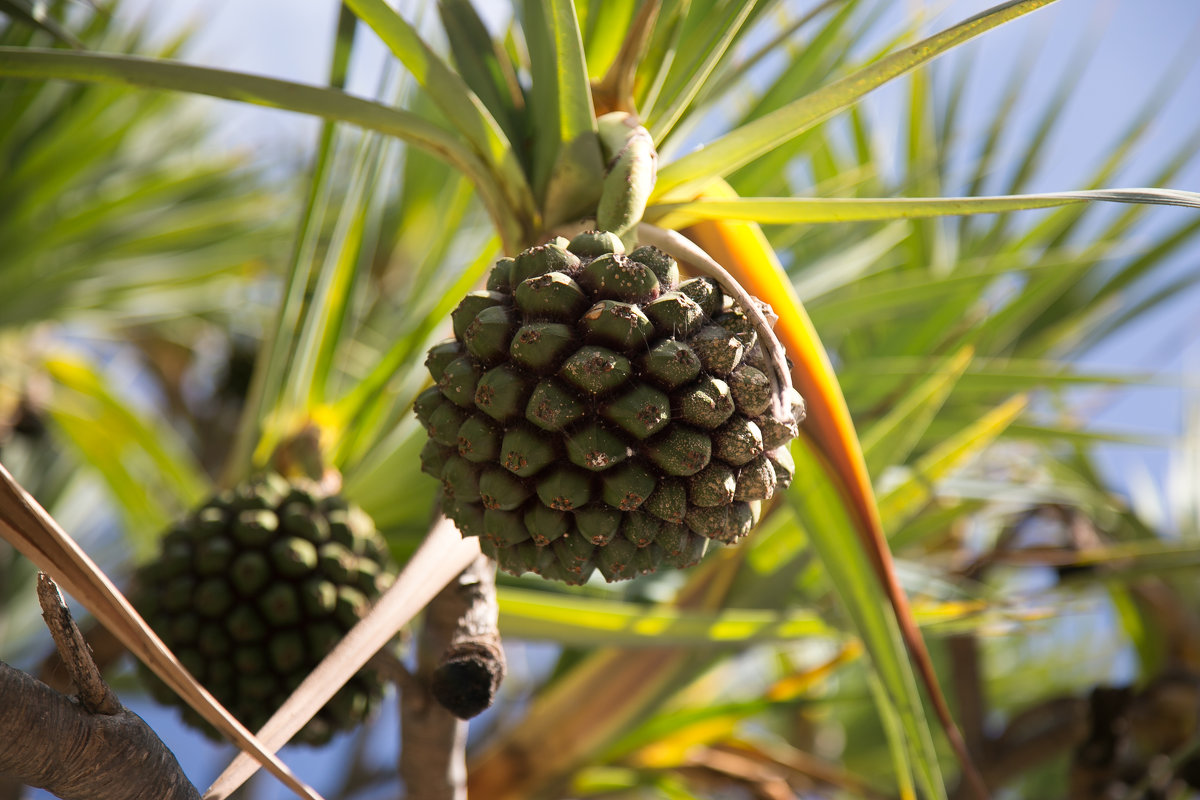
[429,560,505,722]
[36,572,122,715]
[0,572,200,800]
[0,662,199,800]
[400,554,503,800]
[37,619,125,696]
[949,633,990,762]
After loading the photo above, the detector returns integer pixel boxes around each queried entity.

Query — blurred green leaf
[43,354,208,554]
[498,587,836,646]
[652,188,1200,226]
[440,0,526,155]
[0,0,82,48]
[519,0,603,223]
[787,436,945,799]
[0,46,527,249]
[345,0,535,236]
[860,346,974,476]
[879,395,1028,534]
[654,0,1058,201]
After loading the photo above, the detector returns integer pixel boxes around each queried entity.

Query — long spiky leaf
[343,0,536,236]
[521,0,604,226]
[650,188,1200,226]
[653,0,1059,202]
[0,46,524,251]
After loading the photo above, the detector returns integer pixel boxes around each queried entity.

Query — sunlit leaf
[498,587,836,646]
[344,0,535,234]
[654,0,1059,202]
[520,0,603,222]
[650,188,1200,227]
[878,395,1028,534]
[0,0,81,48]
[787,437,945,799]
[42,354,207,553]
[0,47,524,250]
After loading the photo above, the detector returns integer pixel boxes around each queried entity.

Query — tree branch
[0,576,199,800]
[399,554,504,800]
[36,572,122,715]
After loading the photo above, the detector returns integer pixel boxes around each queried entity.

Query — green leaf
[724,0,890,198]
[439,0,526,155]
[0,0,82,48]
[468,554,749,799]
[837,356,1166,413]
[860,346,974,476]
[601,696,798,766]
[520,0,604,223]
[701,0,860,112]
[498,586,991,648]
[866,667,918,800]
[0,46,524,250]
[650,188,1200,226]
[225,18,362,484]
[647,0,759,144]
[632,0,687,116]
[334,236,499,472]
[42,355,208,554]
[497,587,836,646]
[1107,583,1164,678]
[579,0,636,79]
[344,0,535,238]
[786,436,945,800]
[878,395,1027,535]
[283,133,387,414]
[653,0,1059,202]
[889,499,987,552]
[807,248,1099,334]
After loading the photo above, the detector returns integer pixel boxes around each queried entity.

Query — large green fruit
[417,232,803,584]
[136,472,396,744]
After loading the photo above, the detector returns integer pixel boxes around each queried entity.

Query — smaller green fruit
[525,379,587,431]
[450,291,505,340]
[639,340,701,389]
[574,506,621,546]
[568,230,625,258]
[560,346,633,395]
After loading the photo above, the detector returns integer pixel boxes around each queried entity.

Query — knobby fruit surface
[135,472,397,744]
[417,232,803,584]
